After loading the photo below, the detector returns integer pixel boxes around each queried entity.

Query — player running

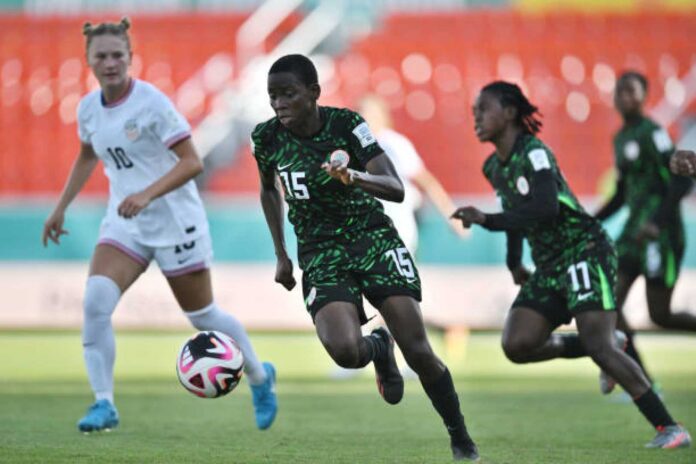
[595,71,695,394]
[42,18,277,433]
[252,54,479,461]
[452,80,691,449]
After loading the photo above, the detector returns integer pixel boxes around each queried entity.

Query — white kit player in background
[331,95,469,380]
[358,95,469,255]
[41,18,277,433]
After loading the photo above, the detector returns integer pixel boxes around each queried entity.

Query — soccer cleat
[77,399,119,433]
[371,327,404,405]
[599,330,628,395]
[250,362,278,430]
[645,424,692,449]
[451,437,480,462]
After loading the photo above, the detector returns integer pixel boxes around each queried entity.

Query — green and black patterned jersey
[612,116,678,233]
[251,106,390,246]
[483,134,607,270]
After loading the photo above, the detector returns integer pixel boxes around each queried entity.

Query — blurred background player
[595,72,695,395]
[453,81,691,449]
[358,94,467,255]
[41,18,277,433]
[253,54,479,461]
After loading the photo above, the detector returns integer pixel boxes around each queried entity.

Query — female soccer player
[595,72,694,394]
[252,54,478,461]
[452,81,690,449]
[42,18,276,433]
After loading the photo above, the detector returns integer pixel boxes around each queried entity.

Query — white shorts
[97,219,213,277]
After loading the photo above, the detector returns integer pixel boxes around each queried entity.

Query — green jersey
[613,116,677,233]
[251,106,390,246]
[483,134,607,270]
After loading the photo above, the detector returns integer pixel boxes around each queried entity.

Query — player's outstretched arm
[117,137,203,219]
[322,152,404,202]
[42,142,99,246]
[452,170,560,232]
[412,168,470,238]
[671,150,696,178]
[258,168,296,291]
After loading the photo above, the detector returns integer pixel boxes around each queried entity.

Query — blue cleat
[250,362,278,430]
[77,399,119,433]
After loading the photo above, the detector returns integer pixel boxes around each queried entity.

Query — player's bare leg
[646,283,696,331]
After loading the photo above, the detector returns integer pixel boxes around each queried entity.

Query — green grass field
[0,331,694,464]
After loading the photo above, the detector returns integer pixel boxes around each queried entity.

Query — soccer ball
[176,331,244,398]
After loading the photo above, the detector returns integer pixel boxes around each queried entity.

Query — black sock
[558,333,586,358]
[634,389,676,429]
[625,333,653,384]
[421,368,471,444]
[357,334,387,367]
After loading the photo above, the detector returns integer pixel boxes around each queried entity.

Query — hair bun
[119,17,131,31]
[82,22,93,36]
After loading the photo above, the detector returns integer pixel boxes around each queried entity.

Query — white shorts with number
[97,218,213,277]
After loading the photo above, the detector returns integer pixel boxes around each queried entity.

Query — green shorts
[616,227,685,289]
[298,225,422,325]
[513,240,618,328]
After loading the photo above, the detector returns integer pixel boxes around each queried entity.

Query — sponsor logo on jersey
[624,140,640,161]
[528,148,551,171]
[124,119,140,141]
[352,122,376,148]
[516,176,530,195]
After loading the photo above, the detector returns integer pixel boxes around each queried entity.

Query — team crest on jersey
[624,140,640,161]
[124,119,140,141]
[516,176,530,195]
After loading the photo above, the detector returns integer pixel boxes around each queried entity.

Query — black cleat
[371,327,404,405]
[451,438,480,462]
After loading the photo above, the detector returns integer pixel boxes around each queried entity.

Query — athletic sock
[557,333,586,358]
[185,303,267,385]
[634,389,676,429]
[625,332,653,384]
[82,275,120,405]
[421,368,471,444]
[356,333,387,368]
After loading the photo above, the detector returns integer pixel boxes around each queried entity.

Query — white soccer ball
[176,331,245,398]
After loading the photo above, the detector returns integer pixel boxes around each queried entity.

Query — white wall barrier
[1,263,695,330]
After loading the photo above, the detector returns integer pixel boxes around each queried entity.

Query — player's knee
[402,342,437,371]
[648,310,673,329]
[326,341,360,368]
[580,337,610,361]
[501,337,534,364]
[82,275,120,344]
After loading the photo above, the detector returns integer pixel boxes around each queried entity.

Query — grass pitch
[0,331,694,463]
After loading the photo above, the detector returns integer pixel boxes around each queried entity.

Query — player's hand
[511,266,531,286]
[321,160,354,185]
[451,206,485,228]
[636,222,660,242]
[42,209,68,247]
[118,191,152,219]
[448,218,472,238]
[670,150,696,177]
[275,255,296,291]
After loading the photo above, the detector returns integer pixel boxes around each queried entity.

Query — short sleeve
[251,125,274,174]
[149,92,191,148]
[526,147,552,172]
[76,98,92,144]
[345,111,384,167]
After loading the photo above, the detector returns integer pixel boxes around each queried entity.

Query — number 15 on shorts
[385,247,415,279]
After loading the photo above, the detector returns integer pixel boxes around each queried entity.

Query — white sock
[82,275,120,405]
[185,302,267,385]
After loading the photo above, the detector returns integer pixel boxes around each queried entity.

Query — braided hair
[83,17,132,54]
[482,81,542,135]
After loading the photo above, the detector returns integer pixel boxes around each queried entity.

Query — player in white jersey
[358,95,467,255]
[41,18,277,433]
